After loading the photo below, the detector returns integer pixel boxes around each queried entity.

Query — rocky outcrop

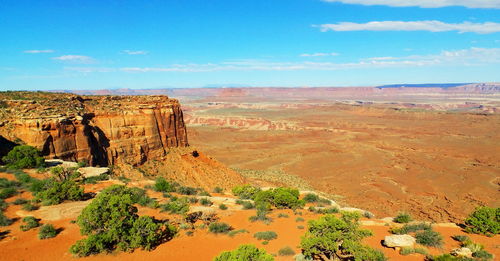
[383,235,416,248]
[0,92,188,167]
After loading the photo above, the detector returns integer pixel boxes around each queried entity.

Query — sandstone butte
[0,91,245,189]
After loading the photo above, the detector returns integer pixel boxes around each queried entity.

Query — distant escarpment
[0,92,189,167]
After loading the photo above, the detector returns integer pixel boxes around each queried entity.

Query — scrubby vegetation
[219,204,228,210]
[253,231,277,241]
[208,222,232,234]
[33,179,84,205]
[393,212,412,223]
[160,197,189,214]
[228,229,249,237]
[232,184,261,199]
[20,216,40,231]
[415,230,443,247]
[249,202,272,223]
[70,185,176,257]
[278,246,295,256]
[214,244,274,261]
[464,206,499,236]
[2,145,45,169]
[300,212,386,261]
[153,177,175,193]
[254,187,305,209]
[399,247,428,256]
[303,193,319,203]
[38,224,57,239]
[0,211,13,226]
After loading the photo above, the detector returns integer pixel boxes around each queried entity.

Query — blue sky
[0,0,499,90]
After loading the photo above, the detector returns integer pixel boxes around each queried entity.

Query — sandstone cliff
[0,92,188,167]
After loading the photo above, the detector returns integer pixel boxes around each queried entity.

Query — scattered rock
[383,235,416,248]
[78,167,109,178]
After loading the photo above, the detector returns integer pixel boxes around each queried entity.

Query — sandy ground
[186,103,500,222]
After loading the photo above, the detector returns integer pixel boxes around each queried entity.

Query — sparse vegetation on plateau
[33,179,84,205]
[253,231,278,241]
[278,246,295,256]
[464,206,499,236]
[300,212,386,261]
[254,187,305,210]
[70,185,176,257]
[213,244,274,261]
[20,216,40,231]
[208,222,232,234]
[2,145,45,169]
[393,212,412,223]
[232,184,261,199]
[415,230,443,247]
[38,224,57,239]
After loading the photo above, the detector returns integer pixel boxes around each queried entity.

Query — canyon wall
[0,93,188,167]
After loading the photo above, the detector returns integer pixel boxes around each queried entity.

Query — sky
[0,0,499,90]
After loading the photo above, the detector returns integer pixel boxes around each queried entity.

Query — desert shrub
[83,173,109,184]
[241,201,255,209]
[177,186,198,195]
[296,217,305,222]
[301,212,386,261]
[254,187,305,209]
[213,187,223,193]
[0,211,13,226]
[262,241,269,245]
[219,204,228,210]
[20,216,40,231]
[394,212,412,223]
[0,100,7,108]
[2,145,45,169]
[391,223,432,234]
[297,225,305,229]
[464,207,499,236]
[160,198,189,214]
[12,198,28,205]
[153,177,174,193]
[232,184,261,199]
[0,199,7,211]
[0,187,17,199]
[318,198,332,205]
[363,211,375,219]
[22,202,38,211]
[50,166,80,181]
[38,224,57,239]
[198,191,211,197]
[214,244,274,261]
[200,198,213,206]
[277,213,289,218]
[249,202,272,223]
[14,172,35,186]
[228,229,249,237]
[310,207,339,214]
[415,230,443,247]
[431,254,475,261]
[69,185,176,257]
[254,231,278,241]
[185,231,194,236]
[472,250,493,259]
[303,193,319,203]
[278,246,295,256]
[208,222,232,234]
[451,235,470,243]
[400,247,428,256]
[0,178,19,189]
[34,178,84,205]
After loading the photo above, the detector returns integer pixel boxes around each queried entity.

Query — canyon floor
[184,98,500,223]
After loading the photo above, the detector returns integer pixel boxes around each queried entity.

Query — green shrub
[364,211,375,219]
[228,229,249,237]
[22,202,38,211]
[464,207,499,236]
[83,173,109,184]
[2,145,45,169]
[394,212,412,223]
[254,231,277,241]
[219,204,228,210]
[431,254,475,261]
[20,216,40,231]
[0,199,7,211]
[177,186,198,195]
[208,222,232,234]
[69,185,176,257]
[391,223,432,234]
[38,224,57,239]
[301,212,386,261]
[213,187,223,193]
[188,197,198,204]
[200,198,213,206]
[261,241,269,245]
[296,217,305,222]
[472,250,493,259]
[198,191,211,197]
[0,187,17,199]
[214,244,274,261]
[241,201,254,209]
[415,230,443,247]
[160,198,189,214]
[277,213,289,218]
[297,225,305,229]
[153,177,174,193]
[0,211,13,226]
[303,193,319,203]
[249,202,272,223]
[254,187,305,209]
[278,246,295,256]
[77,160,88,168]
[232,184,261,199]
[34,179,84,205]
[13,198,28,205]
[400,247,428,256]
[451,235,470,243]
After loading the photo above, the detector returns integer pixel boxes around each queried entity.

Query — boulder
[451,247,473,258]
[383,235,416,248]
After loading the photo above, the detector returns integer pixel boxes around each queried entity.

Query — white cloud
[319,21,500,34]
[321,0,500,9]
[116,47,500,72]
[24,50,54,53]
[52,55,94,64]
[300,52,339,57]
[122,50,148,55]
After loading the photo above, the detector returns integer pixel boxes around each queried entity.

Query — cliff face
[0,93,188,167]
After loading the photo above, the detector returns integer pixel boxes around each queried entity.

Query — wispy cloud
[122,50,148,55]
[321,0,500,9]
[300,52,339,57]
[52,55,95,64]
[318,21,500,34]
[23,50,54,53]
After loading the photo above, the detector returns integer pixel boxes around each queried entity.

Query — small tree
[2,145,45,169]
[393,213,412,224]
[464,206,499,236]
[34,179,84,205]
[38,224,57,239]
[232,184,261,199]
[214,244,274,261]
[301,212,386,261]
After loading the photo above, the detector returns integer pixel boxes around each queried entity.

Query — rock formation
[0,92,188,167]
